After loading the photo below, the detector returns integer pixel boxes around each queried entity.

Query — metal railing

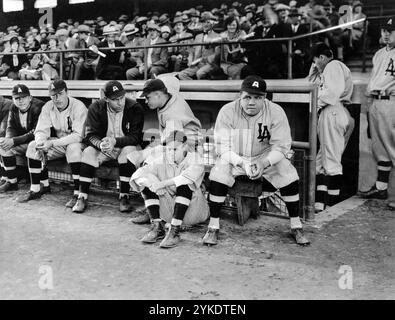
[0,18,366,80]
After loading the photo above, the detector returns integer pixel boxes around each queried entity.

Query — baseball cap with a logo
[48,80,67,96]
[12,84,30,98]
[381,17,395,31]
[241,76,267,95]
[104,80,126,100]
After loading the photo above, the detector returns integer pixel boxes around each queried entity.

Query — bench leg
[235,195,259,226]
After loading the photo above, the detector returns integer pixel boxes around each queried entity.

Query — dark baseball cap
[241,76,267,95]
[103,80,126,99]
[48,79,67,96]
[381,17,395,31]
[141,79,167,97]
[12,84,30,98]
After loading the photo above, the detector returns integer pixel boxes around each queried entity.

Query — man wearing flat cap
[72,80,144,214]
[202,76,310,246]
[73,24,100,80]
[178,12,221,80]
[126,22,168,80]
[0,85,44,193]
[95,25,126,80]
[16,80,87,207]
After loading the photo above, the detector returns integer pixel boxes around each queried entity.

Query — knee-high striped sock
[315,174,327,211]
[119,161,136,198]
[40,166,49,187]
[172,185,193,225]
[1,155,17,184]
[69,162,81,196]
[0,160,6,181]
[141,187,160,220]
[328,175,342,206]
[280,180,302,229]
[28,158,42,193]
[78,163,95,199]
[208,181,228,229]
[376,161,392,190]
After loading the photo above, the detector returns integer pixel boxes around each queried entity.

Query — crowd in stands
[0,0,367,81]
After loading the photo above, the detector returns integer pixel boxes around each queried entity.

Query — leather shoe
[388,201,395,210]
[119,195,133,213]
[0,181,18,193]
[141,220,166,243]
[129,209,150,224]
[16,190,42,203]
[65,194,79,208]
[290,228,310,246]
[202,227,219,246]
[358,186,388,200]
[159,225,181,248]
[72,197,87,213]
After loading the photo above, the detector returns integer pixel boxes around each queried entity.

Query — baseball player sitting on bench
[359,17,395,207]
[130,132,208,248]
[202,76,310,246]
[0,95,13,184]
[16,80,87,205]
[308,42,354,212]
[128,77,202,224]
[0,85,44,193]
[72,80,145,214]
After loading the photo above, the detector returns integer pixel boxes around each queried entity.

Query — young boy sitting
[129,132,209,248]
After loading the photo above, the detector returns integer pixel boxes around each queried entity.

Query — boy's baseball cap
[241,76,267,95]
[12,84,30,98]
[381,17,395,31]
[48,80,67,96]
[103,80,126,100]
[141,79,167,97]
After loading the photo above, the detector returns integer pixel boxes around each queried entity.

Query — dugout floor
[0,183,393,300]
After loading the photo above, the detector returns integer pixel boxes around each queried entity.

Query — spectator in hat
[0,37,29,80]
[41,36,61,80]
[161,25,172,42]
[73,24,100,80]
[220,16,248,79]
[169,16,193,72]
[136,16,149,38]
[122,24,144,70]
[0,84,44,193]
[158,14,171,28]
[126,22,168,80]
[187,9,203,36]
[55,28,79,80]
[20,39,50,80]
[287,8,310,77]
[240,6,256,34]
[24,33,40,54]
[178,12,221,80]
[96,25,126,80]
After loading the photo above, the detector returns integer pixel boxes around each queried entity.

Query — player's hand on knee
[250,158,270,180]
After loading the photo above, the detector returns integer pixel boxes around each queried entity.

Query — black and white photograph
[0,0,393,306]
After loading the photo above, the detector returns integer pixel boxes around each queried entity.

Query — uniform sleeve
[214,105,243,166]
[52,101,88,147]
[115,102,144,148]
[85,102,104,150]
[318,62,345,107]
[34,103,52,144]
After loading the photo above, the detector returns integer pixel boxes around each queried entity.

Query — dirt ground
[0,183,394,300]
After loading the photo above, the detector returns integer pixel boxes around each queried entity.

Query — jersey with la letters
[367,46,395,94]
[214,98,292,159]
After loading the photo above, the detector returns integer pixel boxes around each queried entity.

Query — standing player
[0,85,44,192]
[202,76,310,246]
[16,80,87,206]
[308,42,354,212]
[359,17,395,207]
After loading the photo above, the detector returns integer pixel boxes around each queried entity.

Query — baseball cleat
[119,195,133,213]
[72,197,87,213]
[387,202,395,210]
[290,228,310,246]
[358,186,388,200]
[16,190,42,203]
[0,182,18,193]
[141,220,166,244]
[65,194,79,208]
[129,209,150,224]
[202,227,219,246]
[159,225,181,248]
